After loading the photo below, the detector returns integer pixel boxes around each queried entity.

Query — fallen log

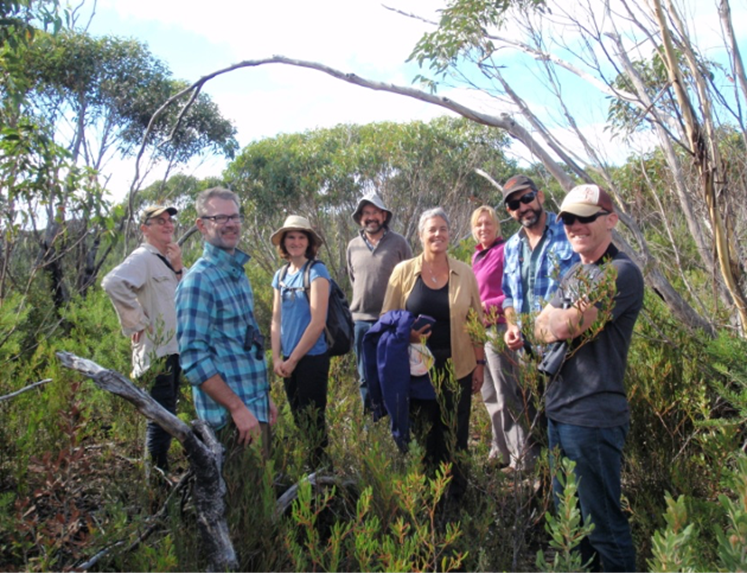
[56,351,238,572]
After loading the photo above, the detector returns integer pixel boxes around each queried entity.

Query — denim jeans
[548,419,636,573]
[145,354,181,470]
[354,320,375,412]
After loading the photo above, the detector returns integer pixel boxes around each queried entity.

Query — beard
[364,220,384,234]
[518,207,542,229]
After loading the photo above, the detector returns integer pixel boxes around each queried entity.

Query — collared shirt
[519,232,549,314]
[381,253,484,380]
[501,212,579,322]
[102,242,180,378]
[363,228,388,252]
[175,242,270,429]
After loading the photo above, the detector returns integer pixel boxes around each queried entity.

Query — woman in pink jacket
[471,206,536,472]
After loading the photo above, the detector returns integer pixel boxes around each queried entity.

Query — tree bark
[55,351,238,572]
[654,0,747,333]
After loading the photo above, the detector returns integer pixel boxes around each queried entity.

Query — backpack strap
[278,262,291,290]
[303,260,322,296]
[280,260,319,300]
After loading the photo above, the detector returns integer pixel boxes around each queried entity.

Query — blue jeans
[548,419,636,573]
[354,320,374,412]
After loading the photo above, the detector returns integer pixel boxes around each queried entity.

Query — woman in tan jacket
[382,207,485,499]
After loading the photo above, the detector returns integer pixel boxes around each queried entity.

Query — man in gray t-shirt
[347,192,412,412]
[535,184,643,573]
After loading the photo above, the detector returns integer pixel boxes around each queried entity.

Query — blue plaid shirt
[501,212,579,323]
[176,242,270,429]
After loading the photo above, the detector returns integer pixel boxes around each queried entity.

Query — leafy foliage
[225,116,516,284]
[408,0,547,86]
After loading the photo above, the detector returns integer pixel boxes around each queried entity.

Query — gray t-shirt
[544,247,644,428]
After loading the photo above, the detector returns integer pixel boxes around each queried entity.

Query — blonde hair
[470,205,501,243]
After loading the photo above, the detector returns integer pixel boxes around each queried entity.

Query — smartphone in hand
[412,314,436,331]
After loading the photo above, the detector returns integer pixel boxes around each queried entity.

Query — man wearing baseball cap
[347,191,412,412]
[501,175,579,351]
[102,204,185,474]
[534,184,643,572]
[499,174,579,471]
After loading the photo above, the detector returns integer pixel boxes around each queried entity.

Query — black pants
[144,354,181,470]
[283,352,330,468]
[410,350,473,498]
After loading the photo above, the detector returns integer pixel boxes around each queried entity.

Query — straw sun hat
[270,215,323,247]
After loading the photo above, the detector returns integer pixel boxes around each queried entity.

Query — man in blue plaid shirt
[495,175,579,472]
[501,175,579,351]
[176,187,277,453]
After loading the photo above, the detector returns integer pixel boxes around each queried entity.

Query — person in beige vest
[102,205,185,472]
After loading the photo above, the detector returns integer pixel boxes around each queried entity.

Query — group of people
[102,175,643,572]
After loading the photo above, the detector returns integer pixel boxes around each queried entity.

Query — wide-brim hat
[352,192,393,226]
[557,184,615,221]
[270,215,324,247]
[140,205,177,224]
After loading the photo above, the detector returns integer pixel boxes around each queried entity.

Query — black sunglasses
[560,211,610,226]
[505,190,538,211]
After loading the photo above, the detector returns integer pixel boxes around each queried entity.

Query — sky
[78,0,745,200]
[82,0,456,197]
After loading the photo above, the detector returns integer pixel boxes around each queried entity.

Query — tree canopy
[224,116,516,280]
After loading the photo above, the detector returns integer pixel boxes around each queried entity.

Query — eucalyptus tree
[2,25,238,316]
[223,117,516,283]
[119,0,747,335]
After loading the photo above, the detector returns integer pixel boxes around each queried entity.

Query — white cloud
[86,0,747,201]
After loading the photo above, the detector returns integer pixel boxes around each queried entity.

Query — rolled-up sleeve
[175,272,219,386]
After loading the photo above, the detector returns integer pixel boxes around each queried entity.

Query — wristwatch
[476,359,487,365]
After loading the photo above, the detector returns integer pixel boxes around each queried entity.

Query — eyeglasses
[505,190,538,211]
[200,214,245,224]
[560,211,610,226]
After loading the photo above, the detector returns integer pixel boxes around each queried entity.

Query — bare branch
[0,379,51,403]
[55,352,238,571]
[473,168,502,191]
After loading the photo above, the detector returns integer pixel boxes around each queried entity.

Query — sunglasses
[505,190,538,211]
[560,211,610,226]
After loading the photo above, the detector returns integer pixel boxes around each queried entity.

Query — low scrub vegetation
[3,279,747,572]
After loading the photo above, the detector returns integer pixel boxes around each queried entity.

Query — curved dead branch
[56,351,238,572]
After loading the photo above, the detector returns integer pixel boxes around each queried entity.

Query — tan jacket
[382,253,483,379]
[102,243,181,378]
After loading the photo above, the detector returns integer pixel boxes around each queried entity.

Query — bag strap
[302,260,322,295]
[279,260,320,299]
[278,262,291,289]
[154,252,177,274]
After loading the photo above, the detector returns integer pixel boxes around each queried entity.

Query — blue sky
[80,0,453,196]
[77,0,745,199]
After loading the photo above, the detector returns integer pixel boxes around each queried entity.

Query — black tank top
[406,276,451,353]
